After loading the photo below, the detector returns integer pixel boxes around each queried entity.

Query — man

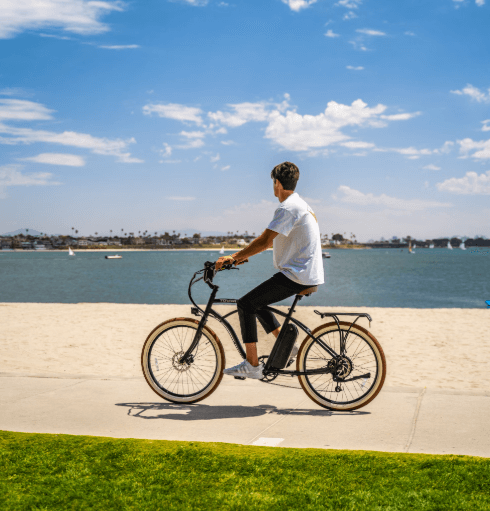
[215,161,324,379]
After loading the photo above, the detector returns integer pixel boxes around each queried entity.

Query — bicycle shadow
[115,402,370,421]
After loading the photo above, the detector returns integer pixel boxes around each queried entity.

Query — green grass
[1,431,489,510]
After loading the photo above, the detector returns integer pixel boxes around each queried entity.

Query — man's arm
[215,229,278,269]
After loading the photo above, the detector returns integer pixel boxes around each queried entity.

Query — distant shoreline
[1,246,370,253]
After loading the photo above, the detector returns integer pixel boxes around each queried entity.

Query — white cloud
[167,196,196,201]
[334,185,452,211]
[98,44,140,50]
[436,171,490,195]
[143,103,203,125]
[0,0,124,39]
[0,164,61,198]
[264,99,388,151]
[346,65,364,70]
[40,33,72,40]
[325,30,340,38]
[343,11,358,20]
[341,141,375,149]
[179,130,205,139]
[349,39,368,51]
[0,97,141,162]
[20,153,85,166]
[374,146,433,159]
[423,164,441,170]
[404,31,415,36]
[451,84,490,103]
[336,0,362,8]
[161,143,172,158]
[281,0,317,12]
[356,28,386,36]
[476,0,485,5]
[208,101,276,127]
[221,165,230,171]
[458,137,490,160]
[0,99,54,121]
[0,123,142,162]
[380,112,421,121]
[210,153,220,162]
[175,138,204,149]
[169,0,208,5]
[148,94,422,155]
[220,140,236,145]
[482,120,490,132]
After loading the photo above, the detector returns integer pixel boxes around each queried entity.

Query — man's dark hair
[270,161,300,191]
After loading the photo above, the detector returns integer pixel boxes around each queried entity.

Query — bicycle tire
[141,317,225,403]
[297,321,386,411]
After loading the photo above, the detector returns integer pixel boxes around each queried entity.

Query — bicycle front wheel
[141,318,225,403]
[297,322,386,411]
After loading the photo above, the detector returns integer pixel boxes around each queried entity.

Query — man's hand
[215,255,235,270]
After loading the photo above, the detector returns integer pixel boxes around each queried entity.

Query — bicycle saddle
[298,286,318,296]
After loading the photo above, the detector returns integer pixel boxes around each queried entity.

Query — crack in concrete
[404,387,426,453]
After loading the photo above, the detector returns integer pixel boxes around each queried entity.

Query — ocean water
[0,249,489,308]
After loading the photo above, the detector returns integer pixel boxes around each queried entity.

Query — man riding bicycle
[215,161,324,379]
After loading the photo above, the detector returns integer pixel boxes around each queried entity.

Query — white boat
[447,241,453,250]
[105,254,122,259]
[219,246,225,255]
[322,252,331,259]
[429,244,434,249]
[459,241,466,250]
[68,247,75,256]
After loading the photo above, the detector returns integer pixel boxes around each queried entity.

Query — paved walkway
[1,373,489,457]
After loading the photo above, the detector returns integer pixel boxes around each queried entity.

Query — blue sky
[0,0,489,241]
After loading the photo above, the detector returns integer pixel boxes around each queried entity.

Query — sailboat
[429,243,434,249]
[408,241,412,253]
[447,241,453,250]
[459,241,466,250]
[219,246,225,255]
[68,247,75,256]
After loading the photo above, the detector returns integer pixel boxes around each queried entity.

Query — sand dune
[1,303,488,390]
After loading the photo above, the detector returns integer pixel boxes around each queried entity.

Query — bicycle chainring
[258,356,279,383]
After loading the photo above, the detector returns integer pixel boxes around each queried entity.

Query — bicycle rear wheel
[297,322,386,411]
[141,318,225,403]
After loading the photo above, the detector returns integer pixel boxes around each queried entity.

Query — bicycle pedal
[234,376,246,380]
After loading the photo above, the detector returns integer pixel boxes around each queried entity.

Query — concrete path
[1,373,489,457]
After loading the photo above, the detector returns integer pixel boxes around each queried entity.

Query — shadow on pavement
[116,402,370,420]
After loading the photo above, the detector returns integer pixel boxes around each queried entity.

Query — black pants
[237,272,312,344]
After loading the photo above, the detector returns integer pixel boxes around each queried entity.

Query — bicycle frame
[179,263,372,382]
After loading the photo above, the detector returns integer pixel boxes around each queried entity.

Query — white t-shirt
[267,192,324,286]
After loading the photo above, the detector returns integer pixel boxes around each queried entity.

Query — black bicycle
[141,262,386,411]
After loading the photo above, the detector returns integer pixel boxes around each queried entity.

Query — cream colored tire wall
[141,317,225,404]
[297,321,386,411]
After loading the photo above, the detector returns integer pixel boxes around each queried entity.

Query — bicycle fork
[179,283,219,365]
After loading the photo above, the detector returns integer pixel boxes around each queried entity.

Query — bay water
[0,249,489,308]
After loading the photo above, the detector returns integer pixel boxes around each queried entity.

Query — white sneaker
[287,344,299,366]
[223,360,264,379]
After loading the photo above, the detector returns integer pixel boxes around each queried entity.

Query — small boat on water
[68,247,75,256]
[460,241,466,250]
[105,255,122,259]
[322,252,331,259]
[219,246,225,255]
[429,244,434,249]
[448,241,453,250]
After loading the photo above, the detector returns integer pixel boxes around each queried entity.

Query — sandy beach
[1,303,488,391]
